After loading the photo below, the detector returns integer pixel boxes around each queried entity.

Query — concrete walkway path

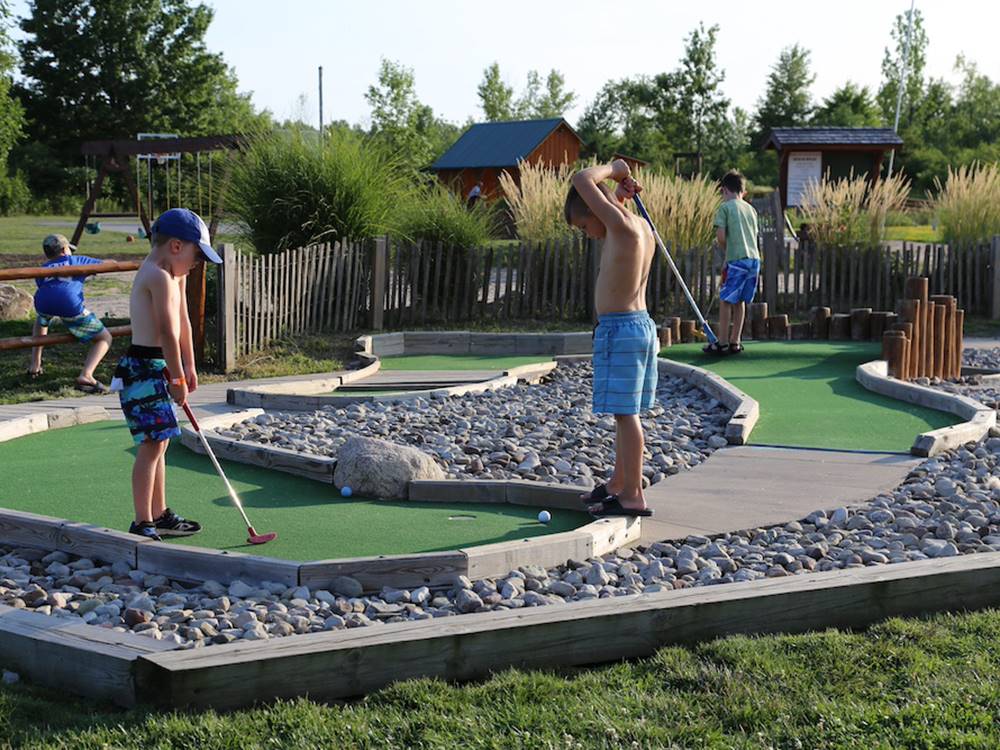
[639,446,921,543]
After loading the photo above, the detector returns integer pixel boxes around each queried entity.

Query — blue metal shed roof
[430,118,575,170]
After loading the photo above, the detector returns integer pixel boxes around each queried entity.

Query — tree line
[0,2,995,215]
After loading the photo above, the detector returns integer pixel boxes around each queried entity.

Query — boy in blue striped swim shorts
[565,159,657,519]
[705,170,760,355]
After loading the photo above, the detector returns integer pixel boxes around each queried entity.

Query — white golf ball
[340,486,353,498]
[538,510,551,524]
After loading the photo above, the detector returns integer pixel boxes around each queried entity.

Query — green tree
[811,83,881,127]
[518,70,576,119]
[670,23,729,154]
[753,44,815,142]
[0,0,23,166]
[877,7,928,129]
[477,62,515,121]
[366,58,459,171]
[576,77,668,164]
[17,0,257,158]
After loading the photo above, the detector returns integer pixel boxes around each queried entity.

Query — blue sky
[11,1,1000,129]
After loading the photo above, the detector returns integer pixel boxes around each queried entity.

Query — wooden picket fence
[216,235,1000,369]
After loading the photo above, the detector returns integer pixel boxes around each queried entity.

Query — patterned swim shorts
[36,309,106,343]
[112,345,180,445]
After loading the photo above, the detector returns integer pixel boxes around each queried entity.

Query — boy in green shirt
[706,170,759,355]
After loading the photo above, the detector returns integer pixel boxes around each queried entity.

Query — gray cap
[42,234,75,254]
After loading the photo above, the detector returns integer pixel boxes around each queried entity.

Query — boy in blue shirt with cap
[112,208,222,541]
[29,234,113,392]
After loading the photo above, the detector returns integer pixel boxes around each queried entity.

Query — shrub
[799,171,910,246]
[226,129,408,253]
[0,171,31,215]
[634,169,721,250]
[395,182,497,246]
[499,159,577,244]
[932,162,1000,247]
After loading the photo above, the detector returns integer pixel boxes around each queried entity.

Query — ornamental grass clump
[634,169,720,250]
[227,129,407,253]
[799,171,909,246]
[499,159,576,244]
[932,162,1000,247]
[396,182,497,247]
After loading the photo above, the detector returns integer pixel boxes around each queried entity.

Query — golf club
[177,396,277,545]
[633,193,719,346]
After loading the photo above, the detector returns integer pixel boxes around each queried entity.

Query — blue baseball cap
[151,208,223,264]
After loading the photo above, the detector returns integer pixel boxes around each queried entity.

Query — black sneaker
[129,520,162,542]
[154,507,202,537]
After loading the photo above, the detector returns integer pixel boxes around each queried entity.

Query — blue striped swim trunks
[592,311,658,415]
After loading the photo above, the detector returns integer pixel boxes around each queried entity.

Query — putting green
[379,354,551,371]
[0,421,586,562]
[663,342,958,452]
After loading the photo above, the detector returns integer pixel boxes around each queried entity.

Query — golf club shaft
[180,401,255,530]
[633,194,718,345]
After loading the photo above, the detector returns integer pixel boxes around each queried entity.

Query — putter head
[247,527,277,545]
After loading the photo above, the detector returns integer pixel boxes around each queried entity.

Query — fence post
[764,190,781,311]
[217,243,236,372]
[369,236,388,330]
[992,235,1000,320]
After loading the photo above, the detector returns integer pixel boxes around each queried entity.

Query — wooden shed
[763,127,904,209]
[430,118,582,200]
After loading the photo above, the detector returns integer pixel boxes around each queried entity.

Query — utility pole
[887,0,916,178]
[318,66,324,139]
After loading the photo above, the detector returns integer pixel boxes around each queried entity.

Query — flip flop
[580,483,610,506]
[702,341,728,355]
[26,368,43,380]
[588,496,653,518]
[74,380,110,395]
[727,344,745,355]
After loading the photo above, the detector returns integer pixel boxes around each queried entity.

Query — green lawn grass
[0,214,239,256]
[0,420,585,559]
[3,608,1000,747]
[884,224,943,243]
[664,341,957,451]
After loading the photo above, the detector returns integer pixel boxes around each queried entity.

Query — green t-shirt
[713,198,760,262]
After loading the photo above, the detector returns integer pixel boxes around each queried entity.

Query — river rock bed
[964,347,1000,371]
[3,432,1000,648]
[219,362,733,488]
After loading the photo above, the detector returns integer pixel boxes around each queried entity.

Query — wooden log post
[924,302,936,378]
[850,308,872,341]
[216,244,237,372]
[766,314,789,340]
[810,306,831,339]
[657,326,672,348]
[667,316,681,344]
[790,322,811,340]
[900,299,920,378]
[830,313,851,340]
[931,301,947,380]
[906,276,930,380]
[869,312,890,341]
[931,295,955,381]
[898,321,914,380]
[749,303,768,340]
[679,320,697,343]
[884,331,907,379]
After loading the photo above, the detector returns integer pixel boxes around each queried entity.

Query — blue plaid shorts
[592,311,658,415]
[36,309,106,343]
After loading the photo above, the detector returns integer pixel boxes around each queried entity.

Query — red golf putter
[178,397,277,545]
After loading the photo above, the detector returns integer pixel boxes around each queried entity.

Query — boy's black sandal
[702,342,728,355]
[580,483,610,506]
[588,496,653,518]
[726,343,745,355]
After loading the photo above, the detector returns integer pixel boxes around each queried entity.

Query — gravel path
[964,347,1000,371]
[220,362,734,488]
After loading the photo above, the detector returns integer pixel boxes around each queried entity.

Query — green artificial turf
[663,341,958,452]
[0,420,586,561]
[379,354,551,371]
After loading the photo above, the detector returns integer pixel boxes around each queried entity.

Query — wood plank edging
[855,360,997,456]
[134,552,1000,710]
[657,358,759,445]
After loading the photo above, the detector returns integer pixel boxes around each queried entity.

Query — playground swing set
[0,134,247,362]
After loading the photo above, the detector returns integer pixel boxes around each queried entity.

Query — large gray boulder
[334,436,444,500]
[0,285,32,321]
